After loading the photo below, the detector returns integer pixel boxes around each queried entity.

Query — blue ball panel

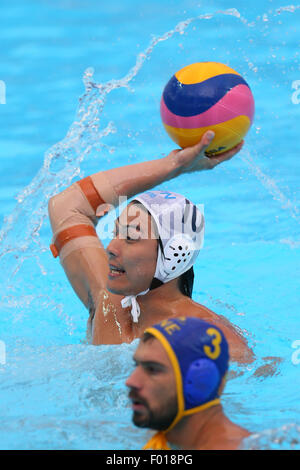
[163,73,249,117]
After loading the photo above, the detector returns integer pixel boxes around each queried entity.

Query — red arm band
[50,224,98,258]
[77,176,105,212]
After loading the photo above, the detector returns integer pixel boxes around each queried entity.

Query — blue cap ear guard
[145,317,229,418]
[184,358,221,408]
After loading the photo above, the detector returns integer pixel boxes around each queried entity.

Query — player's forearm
[97,153,181,203]
[48,153,181,258]
[48,130,234,258]
[49,153,179,230]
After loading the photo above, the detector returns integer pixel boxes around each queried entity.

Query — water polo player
[126,316,250,450]
[48,131,252,362]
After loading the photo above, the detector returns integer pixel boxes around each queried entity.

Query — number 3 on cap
[204,328,222,360]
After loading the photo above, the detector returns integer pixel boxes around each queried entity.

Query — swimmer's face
[126,336,178,431]
[106,202,159,296]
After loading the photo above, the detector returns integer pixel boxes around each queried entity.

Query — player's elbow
[48,193,60,227]
[48,190,71,233]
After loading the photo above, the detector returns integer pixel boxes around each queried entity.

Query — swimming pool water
[0,0,300,450]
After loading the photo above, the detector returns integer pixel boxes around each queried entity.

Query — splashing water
[241,423,300,450]
[1,6,299,278]
[0,4,300,450]
[241,149,300,224]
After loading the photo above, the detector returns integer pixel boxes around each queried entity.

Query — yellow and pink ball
[160,62,255,155]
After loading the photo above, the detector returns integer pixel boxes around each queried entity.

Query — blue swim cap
[145,317,229,431]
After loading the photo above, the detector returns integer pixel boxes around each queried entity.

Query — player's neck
[135,279,186,331]
[166,404,225,450]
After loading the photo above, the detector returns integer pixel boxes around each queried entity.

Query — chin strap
[143,431,170,450]
[120,289,149,323]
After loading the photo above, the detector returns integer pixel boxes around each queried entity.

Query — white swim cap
[121,190,205,322]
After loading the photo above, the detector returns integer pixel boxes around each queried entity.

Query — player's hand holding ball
[168,131,244,174]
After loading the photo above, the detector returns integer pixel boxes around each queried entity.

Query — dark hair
[179,266,194,298]
[141,331,155,343]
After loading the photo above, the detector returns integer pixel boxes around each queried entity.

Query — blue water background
[0,0,300,449]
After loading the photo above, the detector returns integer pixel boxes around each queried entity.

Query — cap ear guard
[161,234,196,277]
[183,358,221,408]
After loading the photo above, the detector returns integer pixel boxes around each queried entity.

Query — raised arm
[48,132,242,319]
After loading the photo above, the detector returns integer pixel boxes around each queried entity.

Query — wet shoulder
[178,298,254,364]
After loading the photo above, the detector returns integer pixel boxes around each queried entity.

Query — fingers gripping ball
[160,62,255,155]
